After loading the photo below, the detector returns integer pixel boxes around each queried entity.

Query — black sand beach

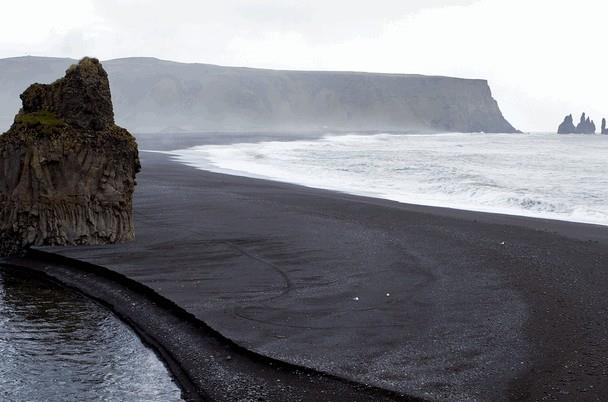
[3,252,410,402]
[5,132,608,401]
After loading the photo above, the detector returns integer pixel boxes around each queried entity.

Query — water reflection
[0,267,183,401]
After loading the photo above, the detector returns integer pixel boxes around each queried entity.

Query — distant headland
[558,112,608,134]
[0,56,517,134]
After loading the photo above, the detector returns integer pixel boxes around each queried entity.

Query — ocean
[169,132,608,226]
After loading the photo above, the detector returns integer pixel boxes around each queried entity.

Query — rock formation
[602,118,607,134]
[0,57,140,256]
[576,112,596,134]
[558,112,597,134]
[557,114,576,134]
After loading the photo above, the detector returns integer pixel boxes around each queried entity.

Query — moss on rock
[15,111,65,127]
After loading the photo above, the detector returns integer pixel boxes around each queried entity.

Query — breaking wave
[169,132,608,226]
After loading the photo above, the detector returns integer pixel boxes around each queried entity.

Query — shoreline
[0,260,199,401]
[157,131,608,230]
[165,152,608,230]
[4,132,608,400]
[1,250,413,402]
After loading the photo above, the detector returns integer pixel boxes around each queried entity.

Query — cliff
[0,58,140,255]
[0,56,518,134]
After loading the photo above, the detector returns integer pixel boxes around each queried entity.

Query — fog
[1,0,606,131]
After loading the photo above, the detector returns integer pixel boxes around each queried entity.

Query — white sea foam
[169,132,608,226]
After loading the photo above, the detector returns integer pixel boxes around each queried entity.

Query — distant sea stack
[558,112,597,134]
[557,114,576,134]
[602,118,607,134]
[576,113,596,134]
[0,57,140,256]
[0,56,518,134]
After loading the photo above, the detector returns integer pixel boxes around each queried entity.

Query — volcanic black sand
[2,251,410,402]
[6,132,608,401]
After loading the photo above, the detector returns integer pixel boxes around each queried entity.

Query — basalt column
[0,57,140,255]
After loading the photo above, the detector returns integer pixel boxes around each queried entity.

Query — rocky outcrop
[602,118,607,134]
[557,114,576,134]
[576,113,596,134]
[558,112,598,134]
[0,57,140,256]
[0,56,518,133]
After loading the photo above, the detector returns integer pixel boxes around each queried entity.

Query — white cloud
[0,1,99,54]
[0,0,606,131]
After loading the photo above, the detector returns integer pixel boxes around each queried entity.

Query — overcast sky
[2,0,606,131]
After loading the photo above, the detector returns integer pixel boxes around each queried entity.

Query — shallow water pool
[0,267,183,401]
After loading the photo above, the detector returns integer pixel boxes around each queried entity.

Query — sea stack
[0,57,140,256]
[557,114,576,134]
[575,112,596,134]
[602,118,607,134]
[558,112,597,134]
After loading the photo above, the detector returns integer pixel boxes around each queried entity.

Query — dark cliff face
[0,57,140,255]
[20,60,114,130]
[601,118,607,135]
[0,57,518,134]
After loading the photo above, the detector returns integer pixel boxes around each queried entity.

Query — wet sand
[2,252,411,402]
[11,132,608,401]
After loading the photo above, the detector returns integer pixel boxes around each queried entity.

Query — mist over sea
[170,133,608,226]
